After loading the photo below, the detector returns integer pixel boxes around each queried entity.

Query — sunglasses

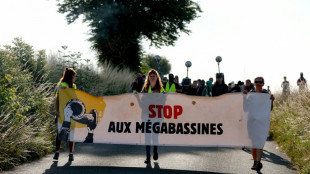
[255,81,263,84]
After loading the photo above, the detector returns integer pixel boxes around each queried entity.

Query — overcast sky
[1,0,310,92]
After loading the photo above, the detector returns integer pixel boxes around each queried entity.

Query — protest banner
[57,88,271,148]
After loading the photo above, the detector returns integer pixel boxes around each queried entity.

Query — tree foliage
[57,0,201,71]
[3,38,50,84]
[140,54,171,76]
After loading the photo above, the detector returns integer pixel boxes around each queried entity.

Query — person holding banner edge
[53,68,77,161]
[140,69,165,164]
[244,76,275,172]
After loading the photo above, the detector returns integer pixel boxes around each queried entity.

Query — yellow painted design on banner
[59,88,106,130]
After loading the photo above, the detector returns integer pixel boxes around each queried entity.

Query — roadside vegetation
[1,38,309,173]
[270,90,310,174]
[0,38,134,171]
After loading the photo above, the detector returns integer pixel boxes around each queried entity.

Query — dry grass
[87,61,135,96]
[270,89,310,174]
[0,83,55,171]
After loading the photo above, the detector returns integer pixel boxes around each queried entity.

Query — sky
[1,0,310,92]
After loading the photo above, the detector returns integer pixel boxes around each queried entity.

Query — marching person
[53,68,77,161]
[165,73,182,93]
[297,72,307,92]
[189,80,198,95]
[130,73,144,93]
[245,76,274,172]
[212,73,228,96]
[141,69,165,164]
[281,76,290,97]
[206,78,213,96]
[242,79,255,93]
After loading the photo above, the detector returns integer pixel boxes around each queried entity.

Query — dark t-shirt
[230,84,241,93]
[212,83,228,96]
[244,84,255,92]
[189,87,198,95]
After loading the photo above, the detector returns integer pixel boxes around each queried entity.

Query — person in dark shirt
[297,72,307,92]
[242,79,255,93]
[230,81,244,93]
[189,80,198,95]
[197,80,206,96]
[181,78,191,95]
[212,73,228,96]
[130,74,144,93]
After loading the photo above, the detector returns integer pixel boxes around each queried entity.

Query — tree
[57,0,201,71]
[34,50,49,84]
[141,54,171,75]
[4,38,36,74]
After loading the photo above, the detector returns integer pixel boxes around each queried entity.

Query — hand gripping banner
[57,88,271,148]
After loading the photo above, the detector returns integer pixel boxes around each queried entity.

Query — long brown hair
[142,69,163,93]
[57,68,77,88]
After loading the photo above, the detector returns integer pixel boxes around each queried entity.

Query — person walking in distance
[281,76,290,97]
[297,72,307,92]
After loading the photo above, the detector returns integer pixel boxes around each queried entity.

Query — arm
[270,94,275,111]
[242,86,248,94]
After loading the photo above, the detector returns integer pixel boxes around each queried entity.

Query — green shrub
[0,49,55,171]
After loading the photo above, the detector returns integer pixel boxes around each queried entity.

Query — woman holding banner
[141,69,165,164]
[246,77,274,172]
[53,68,77,161]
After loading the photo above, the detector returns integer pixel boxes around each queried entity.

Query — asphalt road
[3,138,297,174]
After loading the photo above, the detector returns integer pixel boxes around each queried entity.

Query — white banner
[58,89,271,148]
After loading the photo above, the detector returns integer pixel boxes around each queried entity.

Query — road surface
[3,138,296,174]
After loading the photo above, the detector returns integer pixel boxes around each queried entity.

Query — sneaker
[256,161,263,171]
[84,133,94,143]
[53,152,59,160]
[69,154,74,161]
[251,161,257,170]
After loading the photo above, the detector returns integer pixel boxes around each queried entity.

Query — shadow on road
[75,143,234,157]
[43,162,226,174]
[242,147,296,171]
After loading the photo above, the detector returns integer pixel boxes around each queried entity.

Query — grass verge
[270,90,310,174]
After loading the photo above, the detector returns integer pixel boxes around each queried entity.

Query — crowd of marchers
[130,71,307,97]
